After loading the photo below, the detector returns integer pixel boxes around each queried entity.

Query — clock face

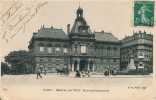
[82,30,85,33]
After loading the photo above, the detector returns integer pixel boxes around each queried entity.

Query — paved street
[1,73,154,100]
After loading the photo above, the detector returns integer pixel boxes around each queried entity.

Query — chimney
[67,24,70,35]
[43,25,44,28]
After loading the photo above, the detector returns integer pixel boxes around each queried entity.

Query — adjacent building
[28,7,121,73]
[120,31,153,72]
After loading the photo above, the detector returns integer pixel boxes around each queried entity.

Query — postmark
[134,1,154,27]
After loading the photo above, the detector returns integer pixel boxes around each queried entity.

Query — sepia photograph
[0,0,155,100]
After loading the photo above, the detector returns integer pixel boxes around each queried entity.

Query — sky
[0,0,155,62]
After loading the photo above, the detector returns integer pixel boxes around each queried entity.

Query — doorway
[74,61,78,71]
[80,60,88,71]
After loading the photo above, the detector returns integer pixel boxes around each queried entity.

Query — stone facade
[120,31,153,71]
[28,7,120,73]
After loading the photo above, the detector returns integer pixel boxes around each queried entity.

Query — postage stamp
[134,1,155,27]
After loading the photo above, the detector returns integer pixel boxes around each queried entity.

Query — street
[1,73,154,100]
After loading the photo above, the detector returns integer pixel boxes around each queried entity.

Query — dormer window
[64,48,67,54]
[38,43,45,52]
[40,47,44,52]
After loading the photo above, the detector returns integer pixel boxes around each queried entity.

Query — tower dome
[77,7,83,13]
[77,7,83,18]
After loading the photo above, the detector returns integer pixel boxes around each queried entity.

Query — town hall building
[28,7,121,73]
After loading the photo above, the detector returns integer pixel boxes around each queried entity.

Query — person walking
[37,68,42,79]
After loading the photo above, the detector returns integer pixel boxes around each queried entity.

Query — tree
[1,62,11,76]
[5,50,35,74]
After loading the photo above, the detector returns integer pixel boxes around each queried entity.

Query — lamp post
[94,58,96,72]
[67,56,68,69]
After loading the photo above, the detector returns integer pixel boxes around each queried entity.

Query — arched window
[75,44,78,53]
[90,46,94,54]
[113,47,118,56]
[107,47,111,56]
[95,46,98,55]
[101,47,104,55]
[55,44,61,55]
[47,44,53,53]
[63,45,69,54]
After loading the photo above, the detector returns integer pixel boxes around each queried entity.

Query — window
[48,47,51,53]
[39,47,44,52]
[75,45,78,52]
[48,58,51,61]
[64,48,67,54]
[56,59,59,64]
[48,64,52,70]
[56,47,60,51]
[90,48,93,54]
[82,30,85,33]
[56,47,60,55]
[40,64,43,68]
[39,57,43,61]
[81,46,86,53]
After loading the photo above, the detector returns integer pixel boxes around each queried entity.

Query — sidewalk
[90,74,153,78]
[67,72,153,78]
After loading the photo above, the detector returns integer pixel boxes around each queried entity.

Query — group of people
[56,68,69,75]
[36,67,69,79]
[104,69,117,76]
[36,67,117,79]
[76,70,90,78]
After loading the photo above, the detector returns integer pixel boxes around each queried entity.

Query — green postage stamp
[134,1,155,27]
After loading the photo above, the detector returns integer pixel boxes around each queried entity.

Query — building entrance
[80,60,88,71]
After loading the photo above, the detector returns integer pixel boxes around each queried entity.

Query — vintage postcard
[0,0,156,100]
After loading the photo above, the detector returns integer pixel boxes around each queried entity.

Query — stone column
[93,63,95,72]
[87,60,90,71]
[72,61,74,72]
[77,60,80,70]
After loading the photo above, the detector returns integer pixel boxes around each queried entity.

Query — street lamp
[67,56,69,69]
[94,58,96,72]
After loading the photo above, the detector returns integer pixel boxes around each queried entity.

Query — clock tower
[69,7,95,72]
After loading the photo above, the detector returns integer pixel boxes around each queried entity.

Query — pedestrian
[37,68,42,79]
[76,70,81,78]
[114,69,117,76]
[44,69,46,75]
[81,70,86,77]
[87,70,90,77]
[104,69,108,76]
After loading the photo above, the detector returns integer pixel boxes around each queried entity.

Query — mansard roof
[34,27,69,39]
[70,21,92,34]
[94,31,119,42]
